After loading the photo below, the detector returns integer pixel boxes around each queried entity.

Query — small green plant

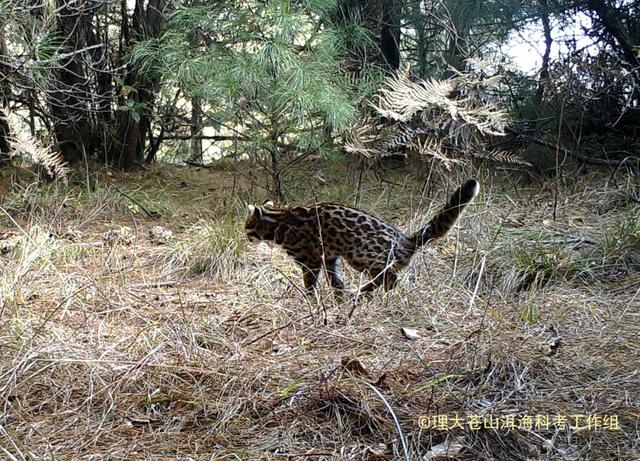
[519,302,539,325]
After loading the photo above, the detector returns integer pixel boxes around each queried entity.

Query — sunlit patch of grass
[1,180,176,228]
[597,207,640,274]
[2,181,67,216]
[512,239,591,285]
[158,219,247,280]
[0,225,61,309]
[116,186,176,218]
[478,226,594,294]
[474,185,640,296]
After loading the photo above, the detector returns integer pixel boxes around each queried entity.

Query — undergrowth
[0,165,638,460]
[477,189,640,293]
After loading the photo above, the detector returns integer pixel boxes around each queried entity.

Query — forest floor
[0,161,638,460]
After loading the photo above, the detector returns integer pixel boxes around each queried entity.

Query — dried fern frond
[388,123,435,150]
[372,70,455,122]
[343,115,390,158]
[4,110,69,180]
[410,137,463,170]
[343,66,520,169]
[463,57,493,72]
[31,142,70,180]
[374,68,509,138]
[472,149,532,166]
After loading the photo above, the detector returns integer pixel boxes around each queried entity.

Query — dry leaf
[401,328,421,340]
[366,443,387,457]
[423,436,465,460]
[149,225,173,244]
[540,337,561,356]
[341,357,371,377]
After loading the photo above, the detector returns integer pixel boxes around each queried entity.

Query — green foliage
[0,0,63,87]
[132,0,379,176]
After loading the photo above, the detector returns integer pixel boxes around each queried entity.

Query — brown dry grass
[0,163,638,460]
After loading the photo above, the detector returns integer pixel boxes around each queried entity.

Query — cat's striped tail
[411,178,480,248]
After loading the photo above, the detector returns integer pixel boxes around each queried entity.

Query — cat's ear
[263,200,274,207]
[247,204,262,218]
[248,204,266,219]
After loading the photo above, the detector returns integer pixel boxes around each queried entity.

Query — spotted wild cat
[245,178,479,293]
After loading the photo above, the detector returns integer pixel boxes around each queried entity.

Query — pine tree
[133,0,376,199]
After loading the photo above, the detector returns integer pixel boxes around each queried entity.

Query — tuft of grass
[513,236,590,285]
[158,219,247,280]
[598,207,640,274]
[0,225,61,310]
[1,180,176,227]
[477,226,591,293]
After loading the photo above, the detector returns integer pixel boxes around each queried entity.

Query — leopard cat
[245,178,479,293]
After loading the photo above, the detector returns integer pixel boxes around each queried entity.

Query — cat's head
[244,200,279,243]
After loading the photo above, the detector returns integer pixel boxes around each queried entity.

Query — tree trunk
[0,116,10,165]
[380,0,402,71]
[189,97,204,163]
[535,0,553,102]
[49,0,94,164]
[86,8,114,162]
[415,10,429,78]
[269,150,285,201]
[0,32,11,165]
[109,0,166,169]
[587,0,640,71]
[335,0,402,72]
[443,0,477,73]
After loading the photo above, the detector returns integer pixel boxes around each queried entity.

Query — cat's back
[310,202,409,248]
